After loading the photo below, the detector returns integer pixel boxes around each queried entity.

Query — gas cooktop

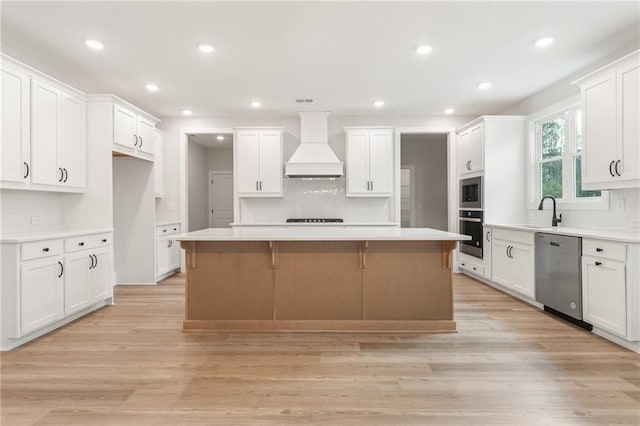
[286,218,344,223]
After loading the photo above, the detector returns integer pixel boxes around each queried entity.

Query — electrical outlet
[31,216,42,225]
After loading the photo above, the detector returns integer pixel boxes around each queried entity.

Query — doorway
[187,133,234,231]
[399,133,448,230]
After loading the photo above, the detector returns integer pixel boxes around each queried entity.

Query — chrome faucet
[538,196,562,227]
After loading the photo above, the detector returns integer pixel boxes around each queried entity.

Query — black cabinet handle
[609,160,615,177]
[596,248,603,252]
[78,242,84,246]
[139,136,143,149]
[615,160,621,177]
[102,238,107,243]
[58,167,64,182]
[461,263,465,266]
[163,229,167,233]
[58,261,64,278]
[134,134,138,147]
[486,231,490,242]
[23,162,29,179]
[167,240,172,248]
[63,168,68,183]
[42,247,50,252]
[93,254,98,269]
[173,228,177,231]
[595,261,602,266]
[259,181,262,191]
[89,254,95,269]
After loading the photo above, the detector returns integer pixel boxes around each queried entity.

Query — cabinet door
[258,130,282,195]
[64,252,91,315]
[236,131,260,195]
[346,131,370,195]
[59,93,86,187]
[483,227,493,280]
[154,130,163,197]
[617,61,640,182]
[31,79,61,186]
[368,130,394,196]
[582,72,618,186]
[20,256,64,335]
[491,239,512,287]
[469,124,484,173]
[168,240,180,271]
[156,237,170,277]
[90,249,112,302]
[582,258,626,337]
[136,116,155,156]
[457,130,471,175]
[1,64,30,183]
[113,104,136,150]
[509,243,535,299]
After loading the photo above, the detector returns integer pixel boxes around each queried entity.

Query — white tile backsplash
[1,190,63,234]
[239,178,392,223]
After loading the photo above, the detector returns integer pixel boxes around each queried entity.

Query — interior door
[236,131,260,194]
[258,131,282,195]
[368,130,394,195]
[209,173,234,227]
[346,131,370,195]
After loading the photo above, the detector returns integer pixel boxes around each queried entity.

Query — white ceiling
[189,133,233,149]
[2,2,638,118]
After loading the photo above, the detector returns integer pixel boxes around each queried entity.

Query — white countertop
[486,224,640,243]
[231,222,400,227]
[174,227,470,242]
[0,228,113,243]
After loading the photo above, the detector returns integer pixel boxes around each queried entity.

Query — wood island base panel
[180,240,458,333]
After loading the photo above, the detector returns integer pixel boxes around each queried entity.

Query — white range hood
[285,112,344,178]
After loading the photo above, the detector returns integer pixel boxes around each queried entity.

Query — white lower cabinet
[2,231,113,350]
[491,229,535,299]
[582,239,628,337]
[20,256,65,335]
[156,223,181,282]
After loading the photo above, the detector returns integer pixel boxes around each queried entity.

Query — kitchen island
[175,228,470,333]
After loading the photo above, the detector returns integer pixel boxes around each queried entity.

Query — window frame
[526,96,609,210]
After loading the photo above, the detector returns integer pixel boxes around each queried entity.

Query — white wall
[400,134,448,230]
[156,115,473,225]
[0,190,63,234]
[112,157,156,284]
[206,148,233,172]
[187,141,208,231]
[502,42,640,233]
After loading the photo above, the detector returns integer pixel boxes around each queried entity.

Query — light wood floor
[2,274,639,425]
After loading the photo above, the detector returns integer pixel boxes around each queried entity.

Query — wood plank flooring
[1,273,638,425]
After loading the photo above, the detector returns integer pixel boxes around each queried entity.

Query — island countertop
[173,227,471,242]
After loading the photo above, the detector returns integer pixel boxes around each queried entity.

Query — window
[534,105,602,205]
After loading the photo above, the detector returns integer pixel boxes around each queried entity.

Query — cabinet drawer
[459,261,484,277]
[64,233,112,253]
[21,239,63,261]
[583,239,626,262]
[492,228,534,246]
[156,224,180,236]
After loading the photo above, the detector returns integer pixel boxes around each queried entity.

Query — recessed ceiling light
[145,83,159,92]
[216,135,225,141]
[373,100,385,108]
[477,82,492,90]
[444,108,455,115]
[182,109,193,116]
[198,43,215,53]
[250,101,261,108]
[415,45,432,55]
[534,36,554,48]
[85,39,104,50]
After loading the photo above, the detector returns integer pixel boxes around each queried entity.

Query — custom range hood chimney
[285,112,344,178]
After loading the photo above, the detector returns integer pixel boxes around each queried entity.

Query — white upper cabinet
[154,129,164,198]
[112,103,156,160]
[576,50,639,190]
[1,56,86,192]
[235,129,283,197]
[345,128,394,197]
[1,63,30,184]
[457,123,484,175]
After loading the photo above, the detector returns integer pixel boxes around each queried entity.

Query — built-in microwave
[460,176,482,209]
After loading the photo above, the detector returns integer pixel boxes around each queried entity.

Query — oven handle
[459,217,482,223]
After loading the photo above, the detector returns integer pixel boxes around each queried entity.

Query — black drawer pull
[42,247,50,252]
[596,248,603,252]
[102,239,108,243]
[78,242,84,246]
[58,261,64,278]
[595,261,602,266]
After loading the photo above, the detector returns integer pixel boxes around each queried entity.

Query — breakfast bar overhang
[175,228,470,333]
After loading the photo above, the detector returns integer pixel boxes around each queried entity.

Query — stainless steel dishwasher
[535,233,591,328]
